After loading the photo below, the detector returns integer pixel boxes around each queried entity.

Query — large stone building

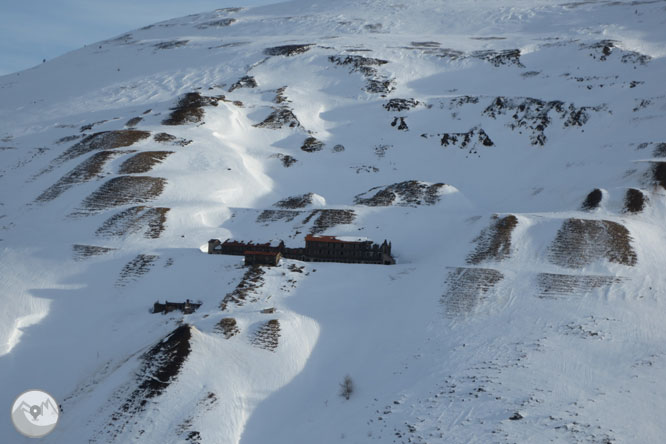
[303,235,394,264]
[208,235,394,265]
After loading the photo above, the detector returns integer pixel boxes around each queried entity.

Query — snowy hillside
[1,0,666,442]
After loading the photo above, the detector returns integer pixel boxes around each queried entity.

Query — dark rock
[196,18,236,29]
[254,108,301,129]
[355,181,446,207]
[301,137,324,152]
[274,193,315,209]
[264,44,312,56]
[384,98,419,112]
[228,76,257,92]
[624,188,646,213]
[162,92,221,126]
[125,117,142,128]
[581,188,603,210]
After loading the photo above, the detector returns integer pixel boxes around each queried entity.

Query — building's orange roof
[244,251,280,256]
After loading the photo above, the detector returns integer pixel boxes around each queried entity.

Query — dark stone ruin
[153,299,202,314]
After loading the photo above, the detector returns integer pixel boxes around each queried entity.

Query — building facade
[208,235,394,265]
[244,251,281,266]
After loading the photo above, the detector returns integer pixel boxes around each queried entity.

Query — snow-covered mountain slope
[1,0,666,442]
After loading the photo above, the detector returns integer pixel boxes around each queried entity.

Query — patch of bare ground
[467,215,518,264]
[116,254,159,287]
[154,40,189,50]
[390,116,408,130]
[228,75,257,92]
[624,188,646,213]
[483,97,604,146]
[584,40,651,65]
[72,244,115,261]
[96,206,170,238]
[652,142,666,157]
[422,127,494,156]
[215,318,239,339]
[80,120,108,132]
[548,219,637,268]
[55,134,82,144]
[38,130,150,178]
[257,210,303,224]
[537,273,623,298]
[197,18,236,28]
[162,92,221,126]
[274,193,314,208]
[581,188,602,210]
[442,267,504,315]
[35,150,130,202]
[651,162,666,189]
[471,49,524,67]
[153,132,192,146]
[220,266,265,310]
[76,176,166,215]
[257,208,355,232]
[251,319,281,351]
[175,392,218,444]
[271,153,298,167]
[125,117,142,128]
[100,325,191,442]
[351,164,379,173]
[383,98,419,112]
[254,107,301,129]
[301,136,324,152]
[257,209,304,224]
[118,151,173,174]
[354,180,445,207]
[303,209,356,234]
[274,86,289,104]
[264,44,312,56]
[328,54,395,94]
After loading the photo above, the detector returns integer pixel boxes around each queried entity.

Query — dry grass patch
[302,209,356,234]
[257,209,303,224]
[254,108,301,129]
[116,254,159,287]
[220,266,265,310]
[274,193,314,209]
[72,244,116,261]
[162,92,220,126]
[96,206,170,238]
[251,319,281,351]
[467,215,518,264]
[442,267,503,315]
[76,176,166,214]
[118,151,173,174]
[537,273,623,298]
[548,218,637,267]
[354,180,446,207]
[36,150,130,202]
[215,318,240,339]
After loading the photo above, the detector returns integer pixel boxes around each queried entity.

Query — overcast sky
[0,1,277,76]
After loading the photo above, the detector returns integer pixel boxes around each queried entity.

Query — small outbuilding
[153,299,202,314]
[244,250,281,266]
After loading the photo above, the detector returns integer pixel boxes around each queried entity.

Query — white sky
[0,1,277,76]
